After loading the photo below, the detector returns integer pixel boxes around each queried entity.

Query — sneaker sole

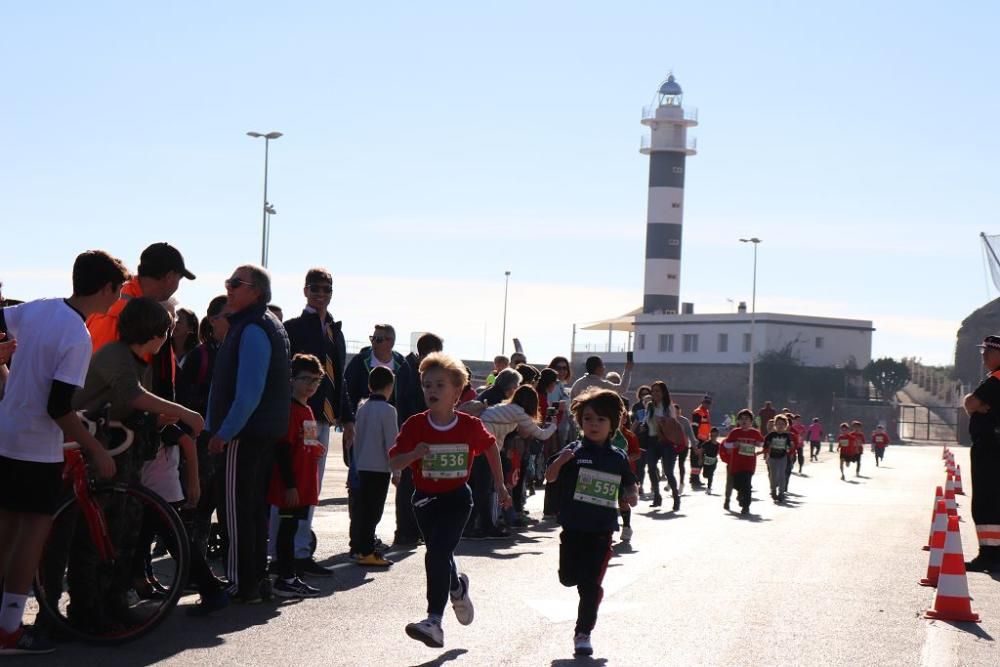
[405,625,444,648]
[451,574,474,625]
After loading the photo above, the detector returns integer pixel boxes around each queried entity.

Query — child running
[546,388,638,657]
[836,422,857,480]
[850,420,866,475]
[871,424,890,466]
[805,417,823,462]
[701,427,721,494]
[389,353,511,649]
[763,415,792,503]
[610,411,642,542]
[722,409,764,515]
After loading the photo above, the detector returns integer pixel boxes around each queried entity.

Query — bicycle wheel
[34,483,190,645]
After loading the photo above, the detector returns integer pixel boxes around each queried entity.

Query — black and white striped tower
[640,74,697,314]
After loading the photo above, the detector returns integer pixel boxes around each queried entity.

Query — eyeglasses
[225,278,254,290]
[307,284,333,294]
[294,375,323,385]
[370,335,395,344]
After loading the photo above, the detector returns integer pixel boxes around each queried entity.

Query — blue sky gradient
[3,2,998,364]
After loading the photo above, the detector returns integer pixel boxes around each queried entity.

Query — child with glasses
[268,353,326,598]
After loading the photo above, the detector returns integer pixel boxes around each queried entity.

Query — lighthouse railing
[640,135,698,152]
[641,106,699,122]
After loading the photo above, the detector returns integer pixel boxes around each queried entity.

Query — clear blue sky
[3,1,998,365]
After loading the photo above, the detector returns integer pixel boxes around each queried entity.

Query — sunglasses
[370,335,395,344]
[307,284,333,294]
[225,278,254,290]
[294,375,323,385]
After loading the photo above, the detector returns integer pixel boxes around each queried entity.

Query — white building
[633,310,873,368]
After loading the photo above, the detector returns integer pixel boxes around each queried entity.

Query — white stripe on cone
[924,486,944,551]
[954,466,965,495]
[925,515,980,622]
[920,503,948,587]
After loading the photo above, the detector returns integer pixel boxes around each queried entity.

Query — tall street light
[247,131,283,267]
[740,237,762,410]
[501,271,511,355]
[264,202,277,266]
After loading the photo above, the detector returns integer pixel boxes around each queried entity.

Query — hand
[626,492,639,507]
[184,478,201,509]
[414,442,431,458]
[157,414,180,427]
[391,473,400,487]
[208,435,227,455]
[557,448,575,464]
[497,487,513,510]
[342,422,356,449]
[88,447,117,480]
[0,334,15,364]
[285,488,300,507]
[181,410,205,437]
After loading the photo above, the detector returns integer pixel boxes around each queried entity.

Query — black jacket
[284,308,352,423]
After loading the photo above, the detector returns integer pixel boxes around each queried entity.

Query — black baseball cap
[138,243,196,280]
[977,335,1000,351]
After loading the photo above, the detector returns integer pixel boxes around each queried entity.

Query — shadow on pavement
[642,510,684,520]
[408,648,468,667]
[939,619,994,640]
[726,512,772,523]
[455,543,544,560]
[316,496,350,507]
[551,657,608,666]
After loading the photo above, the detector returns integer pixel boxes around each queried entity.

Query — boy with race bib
[545,388,638,657]
[389,353,511,649]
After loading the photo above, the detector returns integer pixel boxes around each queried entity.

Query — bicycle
[32,414,190,644]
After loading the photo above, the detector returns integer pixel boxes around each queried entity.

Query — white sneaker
[574,633,593,656]
[450,573,474,625]
[620,526,633,542]
[405,619,444,648]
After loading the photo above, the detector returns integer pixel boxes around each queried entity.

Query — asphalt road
[17,440,1000,666]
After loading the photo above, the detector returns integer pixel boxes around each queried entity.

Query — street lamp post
[264,202,276,266]
[246,131,283,267]
[740,237,762,410]
[501,271,511,355]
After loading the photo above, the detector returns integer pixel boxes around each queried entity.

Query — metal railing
[640,135,698,152]
[641,106,699,123]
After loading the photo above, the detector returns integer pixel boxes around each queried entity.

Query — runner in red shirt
[835,422,856,481]
[871,424,891,466]
[790,414,807,474]
[722,409,764,515]
[850,420,866,477]
[389,353,511,649]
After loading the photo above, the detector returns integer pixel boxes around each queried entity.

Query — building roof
[658,74,683,97]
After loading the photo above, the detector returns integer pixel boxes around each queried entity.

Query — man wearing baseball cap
[87,242,195,353]
[962,335,1000,573]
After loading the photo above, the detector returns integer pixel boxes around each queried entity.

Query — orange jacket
[87,276,144,353]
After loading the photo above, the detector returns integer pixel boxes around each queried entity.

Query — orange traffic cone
[946,452,956,474]
[954,466,965,495]
[924,486,944,551]
[944,475,958,517]
[942,444,948,460]
[920,500,949,586]
[925,515,981,622]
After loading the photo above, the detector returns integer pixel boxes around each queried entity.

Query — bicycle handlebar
[63,413,135,457]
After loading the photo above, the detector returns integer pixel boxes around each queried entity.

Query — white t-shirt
[141,446,183,503]
[0,299,93,463]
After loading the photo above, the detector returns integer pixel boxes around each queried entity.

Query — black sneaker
[0,625,55,655]
[296,557,335,578]
[187,589,230,616]
[273,577,320,598]
[393,534,421,547]
[484,526,511,540]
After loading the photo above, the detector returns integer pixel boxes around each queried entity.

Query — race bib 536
[421,444,469,479]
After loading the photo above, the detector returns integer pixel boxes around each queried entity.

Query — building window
[672,166,684,174]
[718,333,728,353]
[816,336,824,349]
[636,334,645,351]
[671,202,681,209]
[682,334,698,353]
[743,333,752,353]
[659,334,674,352]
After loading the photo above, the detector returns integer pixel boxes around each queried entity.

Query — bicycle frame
[63,449,117,562]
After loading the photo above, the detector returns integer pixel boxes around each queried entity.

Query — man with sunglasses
[344,324,406,416]
[207,265,291,603]
[280,268,352,577]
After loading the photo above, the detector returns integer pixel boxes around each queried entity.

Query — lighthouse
[640,74,697,314]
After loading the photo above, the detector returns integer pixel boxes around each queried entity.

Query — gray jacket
[352,396,399,473]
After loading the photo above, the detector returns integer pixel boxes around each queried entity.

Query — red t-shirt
[850,431,865,454]
[622,427,641,473]
[723,427,764,473]
[836,433,856,457]
[268,401,323,507]
[389,411,497,494]
[871,432,890,448]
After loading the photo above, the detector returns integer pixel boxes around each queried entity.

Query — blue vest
[208,303,291,440]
